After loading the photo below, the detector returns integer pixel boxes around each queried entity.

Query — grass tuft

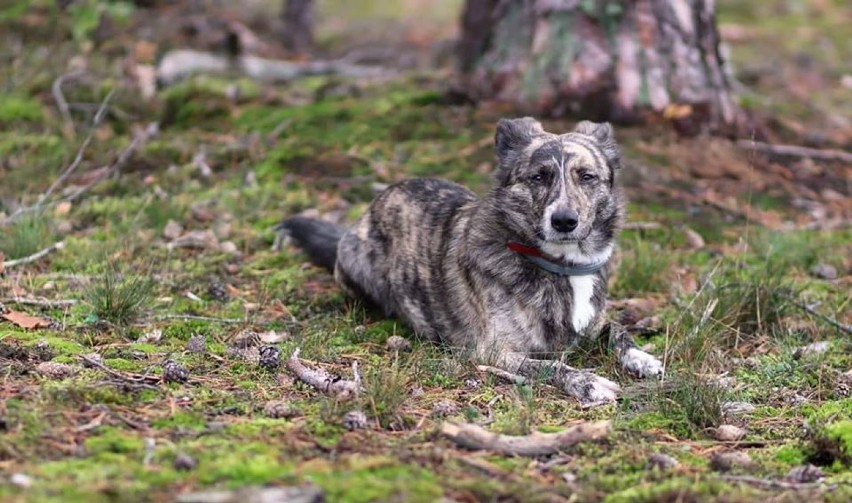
[656,371,726,437]
[85,261,155,325]
[0,212,54,259]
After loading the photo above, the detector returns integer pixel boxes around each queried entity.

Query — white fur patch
[569,275,596,333]
[621,347,664,377]
[538,244,613,334]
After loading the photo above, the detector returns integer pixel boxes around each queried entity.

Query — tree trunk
[281,0,315,54]
[458,0,743,133]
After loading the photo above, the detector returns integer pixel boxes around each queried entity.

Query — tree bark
[458,0,743,133]
[281,0,315,54]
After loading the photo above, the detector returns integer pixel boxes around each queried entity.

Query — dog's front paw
[560,369,621,407]
[621,348,664,378]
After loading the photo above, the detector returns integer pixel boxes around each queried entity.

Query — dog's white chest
[569,275,596,333]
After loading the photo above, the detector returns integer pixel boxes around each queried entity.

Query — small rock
[714,424,746,441]
[0,302,7,314]
[647,452,680,470]
[168,230,220,251]
[258,345,281,371]
[431,399,459,417]
[710,451,754,472]
[81,352,103,368]
[263,400,296,419]
[683,226,706,250]
[386,335,411,352]
[36,361,78,379]
[163,219,183,240]
[10,473,32,488]
[342,410,368,431]
[786,464,823,483]
[174,452,198,471]
[562,472,577,483]
[464,378,481,389]
[137,329,162,344]
[220,241,240,256]
[721,401,756,416]
[163,360,189,383]
[187,335,206,353]
[809,263,837,280]
[793,341,830,359]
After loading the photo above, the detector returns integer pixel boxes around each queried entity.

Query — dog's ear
[495,117,543,162]
[574,121,620,170]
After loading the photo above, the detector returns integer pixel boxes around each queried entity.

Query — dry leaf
[2,310,52,329]
[663,103,692,120]
[55,201,73,216]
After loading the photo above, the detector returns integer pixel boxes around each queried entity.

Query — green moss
[827,421,852,459]
[775,444,808,465]
[0,93,43,125]
[306,461,443,503]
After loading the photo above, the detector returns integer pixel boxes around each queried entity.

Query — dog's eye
[579,172,598,183]
[529,170,547,183]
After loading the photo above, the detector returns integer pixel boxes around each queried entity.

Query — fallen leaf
[55,201,73,216]
[2,310,52,329]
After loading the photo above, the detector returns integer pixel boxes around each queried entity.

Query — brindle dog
[279,118,663,405]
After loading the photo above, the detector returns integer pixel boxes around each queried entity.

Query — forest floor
[0,1,850,502]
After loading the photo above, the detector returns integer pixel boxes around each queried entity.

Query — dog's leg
[496,352,620,406]
[608,322,664,378]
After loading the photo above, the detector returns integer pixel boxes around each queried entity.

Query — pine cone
[163,360,189,383]
[187,335,206,353]
[207,280,230,302]
[342,410,368,431]
[258,345,281,371]
[263,400,295,419]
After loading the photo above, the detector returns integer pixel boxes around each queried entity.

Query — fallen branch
[81,355,161,388]
[737,140,852,164]
[156,49,393,86]
[1,242,65,269]
[52,72,85,137]
[794,301,852,335]
[477,365,526,385]
[720,474,832,491]
[440,420,611,457]
[152,314,245,324]
[0,297,78,308]
[286,347,360,399]
[622,221,662,230]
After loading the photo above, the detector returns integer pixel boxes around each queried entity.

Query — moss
[305,461,443,503]
[775,444,808,465]
[0,93,44,125]
[84,427,145,455]
[826,421,852,459]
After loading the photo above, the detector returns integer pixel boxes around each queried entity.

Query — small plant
[611,235,673,298]
[360,356,411,429]
[85,261,155,325]
[656,371,725,437]
[0,212,54,260]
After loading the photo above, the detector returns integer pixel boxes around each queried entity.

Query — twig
[622,221,662,230]
[794,301,852,335]
[52,72,84,137]
[440,420,611,457]
[477,365,527,385]
[1,242,65,269]
[152,314,245,324]
[719,474,833,491]
[737,140,852,164]
[286,347,360,399]
[81,355,161,386]
[36,90,115,208]
[0,297,78,308]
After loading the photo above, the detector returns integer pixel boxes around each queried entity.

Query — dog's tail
[275,216,344,271]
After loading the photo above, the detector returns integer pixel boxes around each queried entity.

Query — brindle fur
[279,118,663,405]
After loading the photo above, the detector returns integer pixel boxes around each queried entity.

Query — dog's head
[492,117,622,260]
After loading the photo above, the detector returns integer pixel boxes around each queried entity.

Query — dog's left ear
[574,121,621,170]
[495,117,543,163]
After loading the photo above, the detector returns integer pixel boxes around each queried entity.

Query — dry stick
[35,90,116,209]
[477,365,527,385]
[622,221,663,230]
[0,297,78,308]
[1,242,65,269]
[736,140,852,163]
[440,420,611,457]
[795,301,852,335]
[153,314,245,324]
[719,474,833,491]
[286,348,361,399]
[52,72,84,137]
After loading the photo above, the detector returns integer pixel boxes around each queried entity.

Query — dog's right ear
[495,117,543,163]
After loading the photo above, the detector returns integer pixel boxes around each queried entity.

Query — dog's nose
[551,209,579,233]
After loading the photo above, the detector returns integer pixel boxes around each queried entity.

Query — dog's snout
[551,209,578,233]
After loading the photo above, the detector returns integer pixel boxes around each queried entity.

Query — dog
[278,118,663,406]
